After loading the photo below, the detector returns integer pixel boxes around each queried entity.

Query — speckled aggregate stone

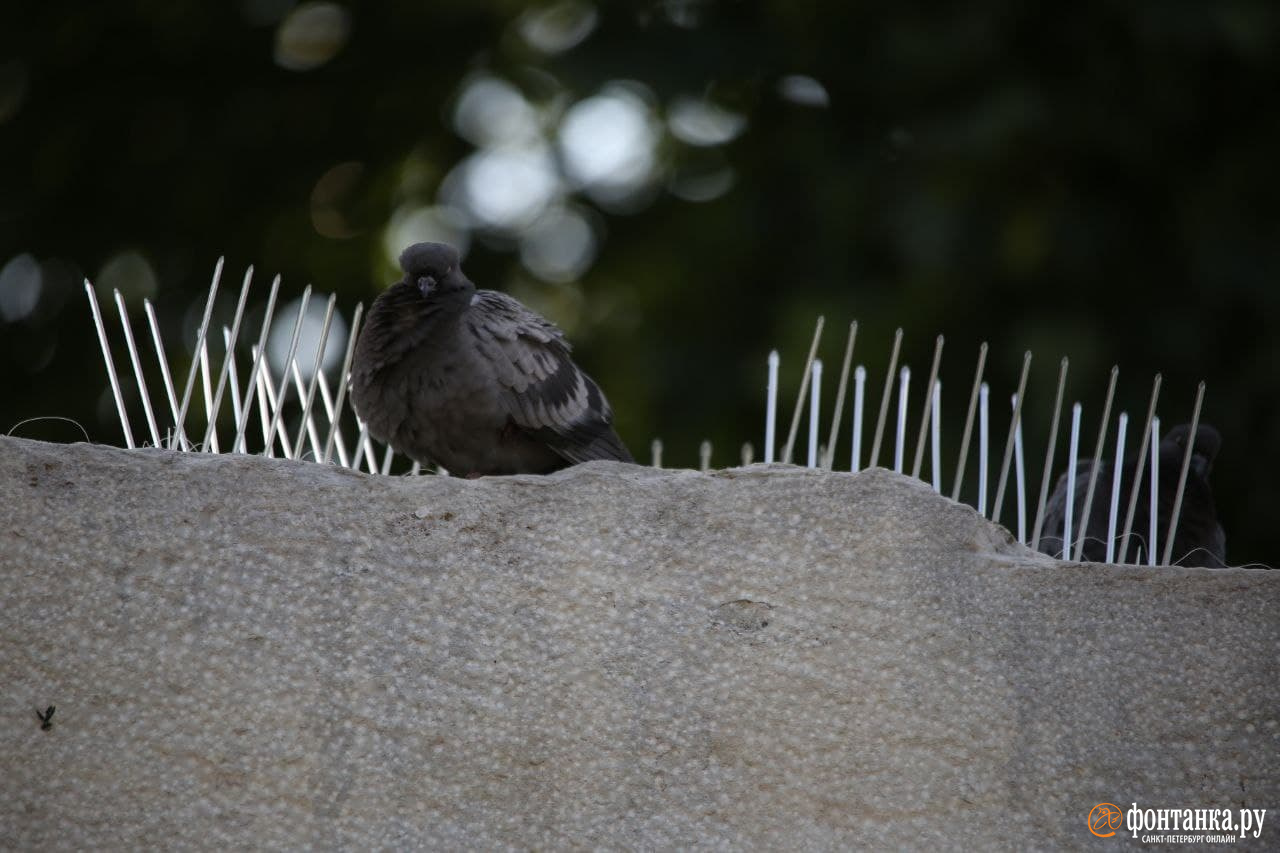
[1,435,1276,850]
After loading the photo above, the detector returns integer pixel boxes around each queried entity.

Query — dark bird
[1037,423,1226,567]
[350,242,633,476]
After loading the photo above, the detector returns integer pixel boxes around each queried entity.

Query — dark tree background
[2,2,1276,565]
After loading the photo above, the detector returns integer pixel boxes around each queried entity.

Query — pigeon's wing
[466,291,633,465]
[1036,470,1074,558]
[1072,459,1117,562]
[1169,475,1227,568]
[1037,460,1104,560]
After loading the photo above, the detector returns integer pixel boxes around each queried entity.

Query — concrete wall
[1,436,1276,849]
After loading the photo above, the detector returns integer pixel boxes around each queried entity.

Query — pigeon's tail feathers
[522,406,634,466]
[553,424,635,465]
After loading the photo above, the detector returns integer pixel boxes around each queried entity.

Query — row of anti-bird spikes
[82,258,410,475]
[88,260,1204,565]
[94,258,668,481]
[760,316,1208,567]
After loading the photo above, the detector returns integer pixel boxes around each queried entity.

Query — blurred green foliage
[1,1,1277,564]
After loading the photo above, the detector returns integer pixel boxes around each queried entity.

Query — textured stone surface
[1,435,1276,850]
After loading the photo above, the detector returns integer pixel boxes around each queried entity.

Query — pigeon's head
[1164,423,1221,480]
[398,242,473,305]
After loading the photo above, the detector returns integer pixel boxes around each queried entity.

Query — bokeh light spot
[669,166,735,203]
[558,84,660,204]
[97,251,158,302]
[273,2,350,71]
[310,161,365,239]
[267,296,349,382]
[444,146,561,232]
[519,205,598,283]
[777,74,830,108]
[517,1,599,54]
[0,253,42,322]
[667,96,746,146]
[663,0,705,29]
[452,76,542,149]
[383,205,471,268]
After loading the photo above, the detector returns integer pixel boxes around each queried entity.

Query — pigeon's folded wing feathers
[1037,460,1107,559]
[467,291,632,464]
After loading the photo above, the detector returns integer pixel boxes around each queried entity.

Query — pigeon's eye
[418,275,437,297]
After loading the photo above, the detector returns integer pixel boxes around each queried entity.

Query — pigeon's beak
[418,275,437,298]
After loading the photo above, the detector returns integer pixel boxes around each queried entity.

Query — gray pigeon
[350,243,633,476]
[1037,423,1225,567]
